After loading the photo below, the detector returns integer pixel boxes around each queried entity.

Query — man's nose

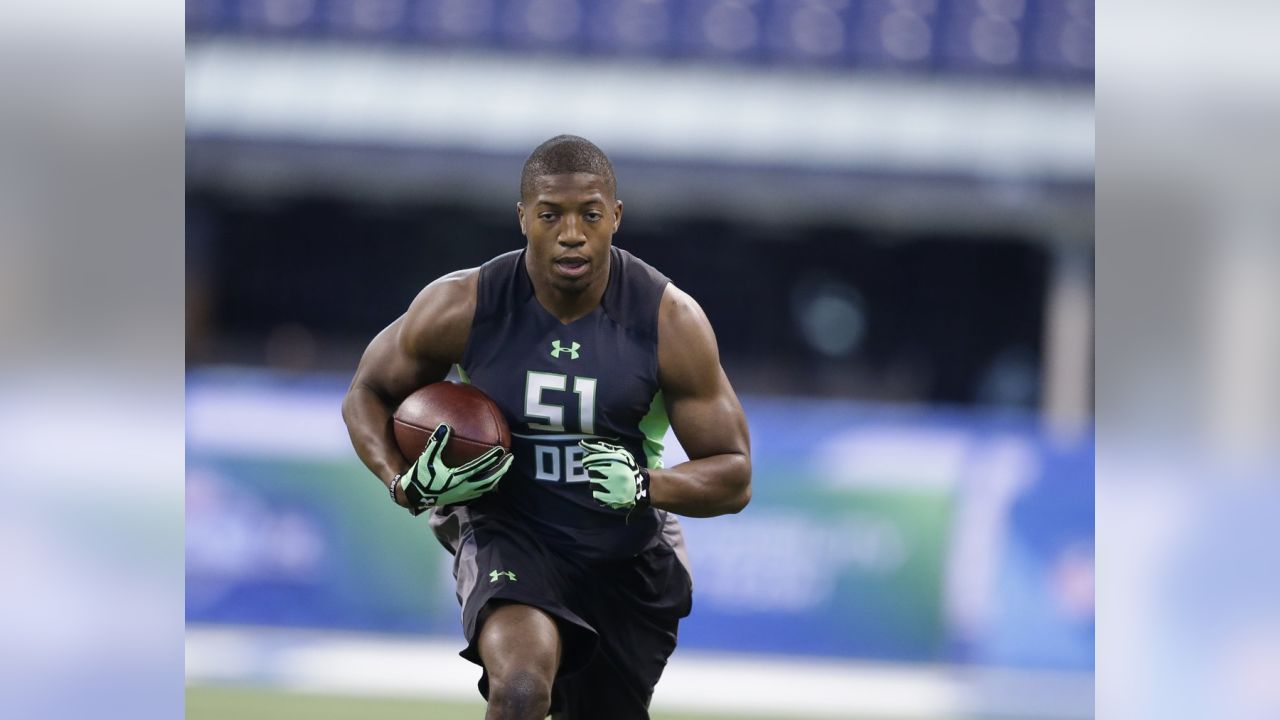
[558,216,586,245]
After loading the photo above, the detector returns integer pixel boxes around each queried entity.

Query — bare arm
[341,269,478,502]
[648,284,752,517]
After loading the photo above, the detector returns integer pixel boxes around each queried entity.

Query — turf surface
[185,685,767,720]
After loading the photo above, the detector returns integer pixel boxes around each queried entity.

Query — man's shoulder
[656,281,720,391]
[420,266,481,307]
[657,282,709,336]
[397,250,524,362]
[400,267,481,362]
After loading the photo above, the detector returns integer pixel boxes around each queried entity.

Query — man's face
[518,173,622,295]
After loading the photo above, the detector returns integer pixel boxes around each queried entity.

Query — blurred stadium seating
[186,2,1093,717]
[185,0,1092,80]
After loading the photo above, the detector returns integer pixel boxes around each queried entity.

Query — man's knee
[479,603,561,719]
[488,669,552,717]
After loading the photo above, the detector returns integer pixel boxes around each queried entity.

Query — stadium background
[184,1,1094,717]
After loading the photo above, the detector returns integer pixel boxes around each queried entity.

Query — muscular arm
[341,269,478,498]
[648,284,752,517]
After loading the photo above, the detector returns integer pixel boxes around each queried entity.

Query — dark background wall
[187,189,1051,407]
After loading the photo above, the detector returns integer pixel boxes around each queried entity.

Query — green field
[186,685,784,720]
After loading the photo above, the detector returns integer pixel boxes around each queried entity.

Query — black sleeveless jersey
[453,246,675,561]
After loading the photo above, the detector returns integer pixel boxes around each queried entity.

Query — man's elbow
[340,388,358,426]
[727,484,751,514]
[341,381,377,428]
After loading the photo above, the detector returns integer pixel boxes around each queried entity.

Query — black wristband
[635,467,652,509]
[391,474,425,517]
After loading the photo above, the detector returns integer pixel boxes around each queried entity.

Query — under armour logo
[489,570,517,583]
[550,340,580,359]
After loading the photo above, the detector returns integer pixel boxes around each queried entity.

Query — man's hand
[399,424,512,512]
[580,440,651,511]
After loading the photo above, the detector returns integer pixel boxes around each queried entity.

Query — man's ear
[613,199,623,233]
[516,202,527,236]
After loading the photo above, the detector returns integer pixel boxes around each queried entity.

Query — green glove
[400,424,512,511]
[579,439,651,511]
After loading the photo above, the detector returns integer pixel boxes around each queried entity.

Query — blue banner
[186,370,1093,669]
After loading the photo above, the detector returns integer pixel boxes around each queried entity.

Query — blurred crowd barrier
[187,367,1092,671]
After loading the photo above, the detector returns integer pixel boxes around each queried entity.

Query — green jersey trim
[638,390,668,469]
[455,364,472,384]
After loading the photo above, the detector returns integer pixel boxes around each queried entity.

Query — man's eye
[585,212,602,221]
[539,213,558,221]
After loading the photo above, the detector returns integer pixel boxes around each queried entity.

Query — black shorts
[430,499,694,719]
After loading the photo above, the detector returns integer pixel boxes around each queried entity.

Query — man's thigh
[477,603,561,682]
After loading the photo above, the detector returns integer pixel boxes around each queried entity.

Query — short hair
[520,135,617,201]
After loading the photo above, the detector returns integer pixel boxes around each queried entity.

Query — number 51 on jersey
[523,371,598,483]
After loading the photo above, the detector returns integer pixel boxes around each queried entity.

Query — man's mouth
[554,257,589,278]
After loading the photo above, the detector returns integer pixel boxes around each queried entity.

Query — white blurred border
[1098,1,1280,718]
[0,0,185,714]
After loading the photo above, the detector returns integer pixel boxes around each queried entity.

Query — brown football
[392,381,511,467]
